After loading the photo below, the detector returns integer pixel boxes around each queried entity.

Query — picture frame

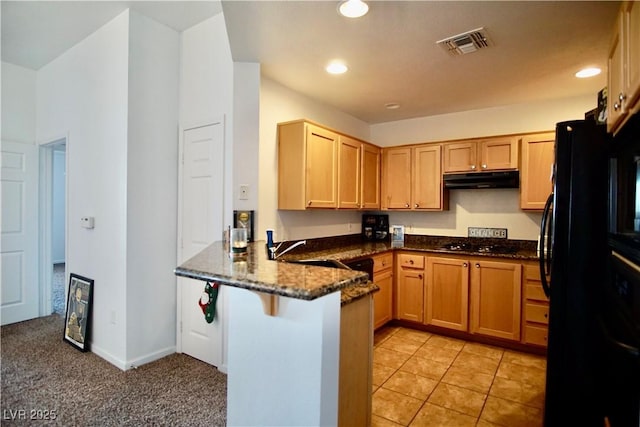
[233,210,254,242]
[63,274,94,352]
[391,225,405,247]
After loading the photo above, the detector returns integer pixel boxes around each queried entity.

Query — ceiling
[2,1,620,124]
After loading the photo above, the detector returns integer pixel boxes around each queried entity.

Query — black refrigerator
[539,119,610,425]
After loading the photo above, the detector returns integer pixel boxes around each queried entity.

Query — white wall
[259,77,371,242]
[179,13,234,231]
[36,11,130,364]
[52,149,66,263]
[125,10,180,366]
[1,62,36,143]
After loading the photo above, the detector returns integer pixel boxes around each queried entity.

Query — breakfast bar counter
[174,241,376,427]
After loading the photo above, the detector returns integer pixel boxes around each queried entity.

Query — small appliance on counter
[362,214,389,240]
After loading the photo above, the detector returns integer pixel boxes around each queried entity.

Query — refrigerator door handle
[539,193,553,298]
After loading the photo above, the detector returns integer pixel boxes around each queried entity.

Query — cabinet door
[305,124,338,208]
[479,137,518,171]
[520,132,555,210]
[425,257,469,331]
[470,260,522,341]
[608,11,626,133]
[443,141,476,173]
[373,268,393,329]
[625,1,640,109]
[396,268,424,323]
[361,143,381,209]
[412,145,443,210]
[382,147,412,209]
[338,136,361,209]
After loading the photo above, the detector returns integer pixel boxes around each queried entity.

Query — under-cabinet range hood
[443,170,519,189]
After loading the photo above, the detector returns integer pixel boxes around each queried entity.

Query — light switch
[81,217,95,229]
[239,185,249,200]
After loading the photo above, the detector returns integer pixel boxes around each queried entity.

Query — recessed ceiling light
[338,0,369,18]
[575,67,601,78]
[326,61,348,74]
[385,102,400,110]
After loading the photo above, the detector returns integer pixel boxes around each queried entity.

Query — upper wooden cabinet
[519,132,555,210]
[360,143,381,210]
[337,135,362,209]
[278,121,338,209]
[443,137,518,173]
[608,1,640,134]
[382,144,446,211]
[278,120,379,210]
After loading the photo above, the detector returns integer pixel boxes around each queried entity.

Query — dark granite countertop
[280,234,539,263]
[174,241,376,303]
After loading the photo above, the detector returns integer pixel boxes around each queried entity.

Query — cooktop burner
[439,242,518,254]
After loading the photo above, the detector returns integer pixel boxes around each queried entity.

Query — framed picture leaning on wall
[63,274,94,352]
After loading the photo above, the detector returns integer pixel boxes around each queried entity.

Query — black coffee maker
[362,214,389,240]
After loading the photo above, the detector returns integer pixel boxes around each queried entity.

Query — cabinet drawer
[397,253,425,269]
[524,324,548,347]
[525,303,549,324]
[373,253,393,273]
[525,284,548,301]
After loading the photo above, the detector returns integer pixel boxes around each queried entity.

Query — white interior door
[178,122,225,367]
[1,141,39,325]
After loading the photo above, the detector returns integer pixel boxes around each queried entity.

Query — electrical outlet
[239,185,249,200]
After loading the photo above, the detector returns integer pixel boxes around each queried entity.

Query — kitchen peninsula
[174,240,377,426]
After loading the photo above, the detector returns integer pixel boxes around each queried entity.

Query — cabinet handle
[418,274,423,279]
[409,259,414,264]
[463,262,468,267]
[405,203,410,208]
[475,263,480,268]
[481,164,487,169]
[307,201,312,206]
[619,92,626,103]
[414,203,419,208]
[544,313,548,318]
[470,165,476,170]
[614,102,621,111]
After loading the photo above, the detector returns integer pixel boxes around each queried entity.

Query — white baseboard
[126,346,176,371]
[91,344,176,371]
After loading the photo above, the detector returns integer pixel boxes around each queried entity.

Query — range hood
[443,170,519,189]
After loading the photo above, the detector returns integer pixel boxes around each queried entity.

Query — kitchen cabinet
[395,253,425,322]
[372,252,393,329]
[425,256,469,332]
[519,132,555,210]
[608,1,640,134]
[360,142,381,209]
[443,136,518,173]
[278,120,338,209]
[470,259,522,341]
[339,293,373,426]
[381,144,446,210]
[337,135,361,209]
[521,264,550,347]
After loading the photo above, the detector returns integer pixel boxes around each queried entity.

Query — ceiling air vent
[436,27,490,55]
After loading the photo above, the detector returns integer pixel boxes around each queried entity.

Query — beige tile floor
[372,326,547,427]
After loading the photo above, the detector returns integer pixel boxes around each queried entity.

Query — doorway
[39,138,67,316]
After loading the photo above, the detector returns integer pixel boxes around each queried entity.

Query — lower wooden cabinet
[521,263,550,347]
[395,253,425,323]
[372,253,393,329]
[470,260,522,341]
[425,257,469,331]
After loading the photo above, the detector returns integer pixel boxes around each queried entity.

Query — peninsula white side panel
[227,288,341,426]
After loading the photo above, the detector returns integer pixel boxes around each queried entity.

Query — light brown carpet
[1,314,227,426]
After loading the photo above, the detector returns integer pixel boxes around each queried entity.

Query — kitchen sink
[281,258,351,269]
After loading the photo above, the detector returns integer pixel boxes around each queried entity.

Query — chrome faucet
[273,240,307,259]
